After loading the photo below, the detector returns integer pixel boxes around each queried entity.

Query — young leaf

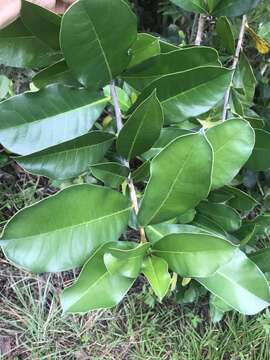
[16,132,115,180]
[117,90,163,160]
[206,119,255,189]
[1,185,131,273]
[104,242,150,278]
[61,243,135,314]
[123,47,221,90]
[246,129,270,171]
[0,19,61,68]
[21,0,61,50]
[153,233,237,277]
[197,202,242,233]
[142,256,171,301]
[60,0,137,89]
[138,132,213,226]
[0,84,108,155]
[130,67,232,124]
[198,250,270,315]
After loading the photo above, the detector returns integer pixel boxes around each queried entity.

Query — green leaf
[0,19,61,68]
[246,129,270,171]
[123,47,221,90]
[146,223,212,244]
[170,0,207,13]
[250,248,270,273]
[142,128,192,161]
[0,84,108,155]
[216,17,235,55]
[233,54,256,106]
[0,75,10,100]
[61,243,135,314]
[198,250,270,315]
[130,67,232,124]
[142,256,171,301]
[153,233,237,277]
[138,132,213,226]
[117,90,163,160]
[21,0,61,50]
[33,60,80,89]
[132,161,150,183]
[223,186,258,212]
[128,33,161,68]
[197,202,242,233]
[206,119,255,189]
[104,242,150,278]
[1,185,131,273]
[159,39,179,53]
[211,0,262,17]
[192,213,228,237]
[60,0,137,89]
[15,132,115,180]
[91,162,130,189]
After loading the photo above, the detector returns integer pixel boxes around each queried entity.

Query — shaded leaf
[16,132,115,180]
[246,129,270,171]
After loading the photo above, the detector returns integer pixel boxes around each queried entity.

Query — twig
[190,14,199,44]
[194,14,205,46]
[222,15,247,122]
[110,81,146,243]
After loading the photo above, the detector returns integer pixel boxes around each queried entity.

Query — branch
[110,81,146,243]
[222,15,247,122]
[194,14,205,46]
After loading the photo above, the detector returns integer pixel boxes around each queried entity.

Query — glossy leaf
[142,256,171,301]
[138,132,213,226]
[1,185,131,273]
[91,162,130,188]
[146,223,212,244]
[0,84,108,155]
[61,243,135,313]
[170,0,207,13]
[153,233,237,277]
[33,60,80,89]
[192,213,228,237]
[197,202,242,233]
[206,119,255,189]
[128,33,160,68]
[60,0,137,89]
[0,19,61,68]
[211,0,262,17]
[117,90,163,160]
[198,250,270,315]
[123,47,221,90]
[130,67,232,124]
[216,17,235,55]
[21,0,61,50]
[16,132,115,180]
[104,242,150,278]
[246,129,270,171]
